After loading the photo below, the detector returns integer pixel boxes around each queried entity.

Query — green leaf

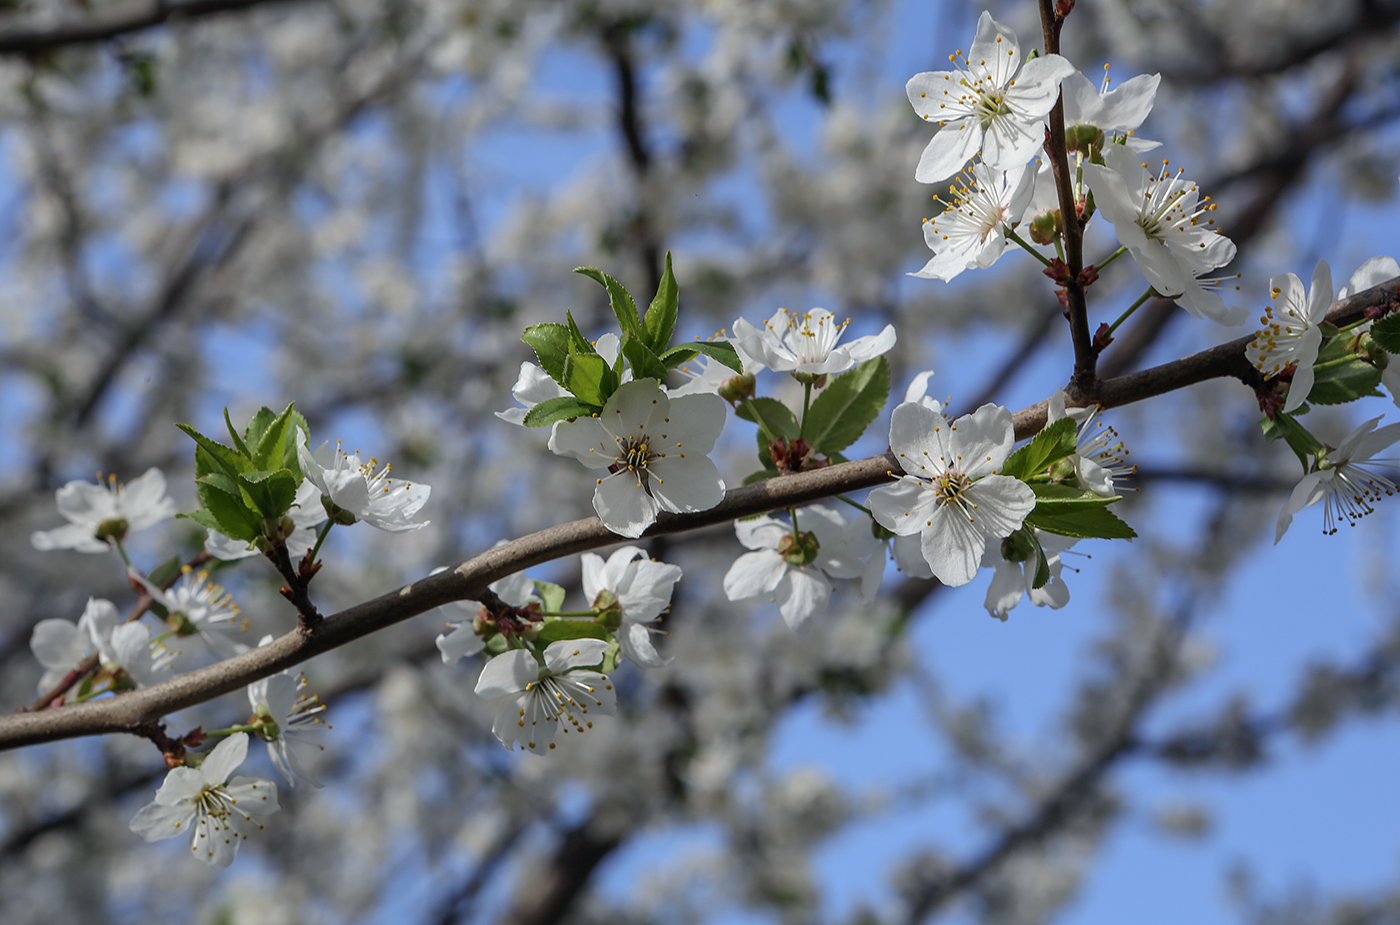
[1304,358,1383,406]
[742,469,779,486]
[194,474,262,541]
[252,404,298,472]
[146,554,183,588]
[521,323,573,385]
[563,352,611,406]
[238,469,298,520]
[226,408,255,458]
[1370,313,1400,354]
[642,252,679,352]
[177,424,249,479]
[1028,533,1051,590]
[565,310,599,355]
[736,397,799,439]
[575,266,642,341]
[804,356,890,455]
[1028,483,1118,509]
[533,580,567,614]
[522,396,600,427]
[535,620,611,647]
[1260,411,1322,472]
[621,335,669,382]
[1000,417,1078,481]
[1025,503,1137,540]
[660,340,744,373]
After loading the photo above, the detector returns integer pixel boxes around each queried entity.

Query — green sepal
[1369,313,1400,354]
[1260,411,1323,472]
[192,473,262,541]
[642,252,679,352]
[483,635,511,658]
[1000,417,1078,481]
[574,266,642,341]
[535,619,611,646]
[803,356,889,455]
[177,424,249,480]
[237,468,298,520]
[621,335,669,382]
[533,580,567,615]
[563,352,613,406]
[521,396,600,427]
[521,323,573,385]
[660,340,744,373]
[146,554,183,589]
[565,310,599,356]
[1304,357,1383,406]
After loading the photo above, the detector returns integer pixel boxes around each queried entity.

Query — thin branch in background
[0,0,313,56]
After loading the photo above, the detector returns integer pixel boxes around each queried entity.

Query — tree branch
[0,0,313,56]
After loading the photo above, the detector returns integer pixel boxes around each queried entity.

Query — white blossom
[297,440,431,532]
[981,530,1078,621]
[868,402,1035,587]
[1342,256,1400,408]
[1275,416,1400,542]
[474,639,617,754]
[1060,69,1161,146]
[31,468,177,553]
[905,12,1074,183]
[128,733,279,868]
[549,379,726,538]
[434,569,540,665]
[912,162,1036,282]
[131,566,245,657]
[248,663,327,788]
[731,308,895,377]
[1046,390,1135,496]
[1081,145,1245,325]
[581,545,682,668]
[39,597,173,690]
[1246,260,1334,413]
[722,503,879,630]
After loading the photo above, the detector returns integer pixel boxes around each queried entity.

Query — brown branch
[0,0,313,56]
[0,275,1395,752]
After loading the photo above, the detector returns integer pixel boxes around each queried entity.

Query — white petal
[648,455,725,515]
[436,624,484,664]
[775,568,831,630]
[475,650,538,698]
[620,622,669,668]
[129,800,196,843]
[543,638,610,672]
[202,732,250,784]
[593,472,660,538]
[723,549,789,600]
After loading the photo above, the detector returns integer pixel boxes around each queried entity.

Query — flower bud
[718,372,756,403]
[1064,123,1103,153]
[1029,209,1062,246]
[790,371,828,388]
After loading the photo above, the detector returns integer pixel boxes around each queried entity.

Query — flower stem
[540,611,602,619]
[1007,228,1052,266]
[113,538,132,570]
[1096,245,1128,272]
[203,724,259,738]
[1106,288,1156,337]
[799,382,813,439]
[832,494,873,517]
[308,519,334,563]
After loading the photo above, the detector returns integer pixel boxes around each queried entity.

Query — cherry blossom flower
[1275,416,1400,542]
[474,639,617,754]
[731,308,895,378]
[912,162,1036,281]
[1246,260,1334,413]
[39,597,173,689]
[1342,256,1400,408]
[1060,69,1161,148]
[297,440,430,533]
[248,657,327,788]
[1046,390,1135,496]
[581,545,682,668]
[868,401,1035,587]
[31,468,177,553]
[131,566,245,657]
[1081,145,1245,325]
[981,530,1078,621]
[29,603,99,694]
[905,12,1073,183]
[722,503,880,630]
[128,733,279,869]
[549,379,726,538]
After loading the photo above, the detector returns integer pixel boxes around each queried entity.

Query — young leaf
[238,469,299,520]
[1370,313,1400,354]
[521,323,573,385]
[194,474,262,541]
[536,619,611,646]
[1029,533,1051,590]
[564,352,611,406]
[522,396,600,428]
[621,336,669,382]
[660,341,744,373]
[1260,411,1321,472]
[565,310,599,356]
[252,403,298,473]
[575,266,642,341]
[226,408,256,457]
[736,397,799,439]
[1026,503,1137,540]
[804,356,890,455]
[1000,417,1078,481]
[642,252,679,352]
[1304,357,1383,406]
[533,580,567,615]
[177,424,250,479]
